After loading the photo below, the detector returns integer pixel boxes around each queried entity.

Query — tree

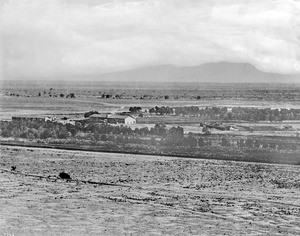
[70,128,77,137]
[198,137,204,147]
[165,126,183,146]
[151,124,167,136]
[254,139,260,148]
[28,133,35,140]
[221,136,230,147]
[237,139,245,148]
[288,143,297,151]
[182,137,189,147]
[150,137,156,145]
[100,134,107,141]
[129,107,142,113]
[107,135,116,142]
[226,111,233,120]
[116,136,123,144]
[20,132,28,139]
[94,131,100,141]
[1,128,11,137]
[187,135,197,148]
[206,139,212,146]
[40,130,52,139]
[139,127,149,136]
[66,93,75,98]
[57,130,69,139]
[123,135,130,143]
[149,108,155,114]
[245,139,253,148]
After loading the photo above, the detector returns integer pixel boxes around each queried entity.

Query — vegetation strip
[1,141,299,166]
[0,141,216,162]
[1,113,299,166]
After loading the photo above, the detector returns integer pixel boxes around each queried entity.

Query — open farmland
[0,96,119,120]
[1,81,300,235]
[0,146,300,235]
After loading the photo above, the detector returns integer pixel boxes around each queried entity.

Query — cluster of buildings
[12,113,137,126]
[87,114,136,125]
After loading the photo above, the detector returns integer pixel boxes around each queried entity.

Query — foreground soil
[0,146,299,235]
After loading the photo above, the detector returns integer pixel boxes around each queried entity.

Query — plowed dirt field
[0,146,299,235]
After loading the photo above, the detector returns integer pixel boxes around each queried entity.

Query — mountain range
[88,62,300,83]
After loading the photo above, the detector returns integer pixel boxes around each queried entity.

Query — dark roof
[12,115,45,119]
[71,118,90,121]
[90,114,108,118]
[108,114,126,119]
[108,115,135,119]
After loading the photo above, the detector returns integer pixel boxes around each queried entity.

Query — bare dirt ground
[0,146,299,235]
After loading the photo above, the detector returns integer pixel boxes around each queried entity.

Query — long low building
[12,116,46,122]
[89,114,136,125]
[11,113,137,126]
[108,114,136,125]
[12,115,76,125]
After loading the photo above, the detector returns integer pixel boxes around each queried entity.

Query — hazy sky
[1,0,300,80]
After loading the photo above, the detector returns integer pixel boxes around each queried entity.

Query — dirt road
[0,146,299,235]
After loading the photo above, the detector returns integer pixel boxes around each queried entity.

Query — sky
[0,0,300,82]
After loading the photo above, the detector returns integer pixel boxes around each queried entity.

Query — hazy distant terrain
[87,62,300,83]
[3,62,300,83]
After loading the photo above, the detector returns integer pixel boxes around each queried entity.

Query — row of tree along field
[8,91,76,98]
[146,106,300,122]
[1,120,298,151]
